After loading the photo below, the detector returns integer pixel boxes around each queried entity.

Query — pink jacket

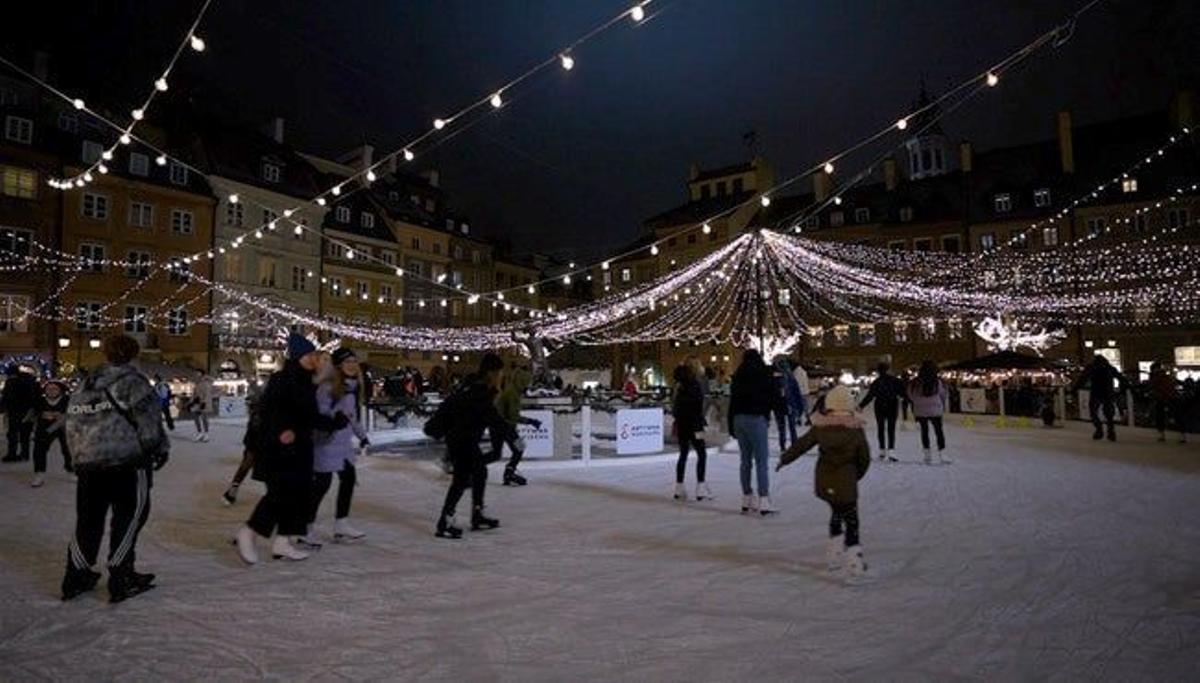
[907,380,948,418]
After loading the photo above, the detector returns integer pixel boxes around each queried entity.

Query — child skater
[777,385,871,577]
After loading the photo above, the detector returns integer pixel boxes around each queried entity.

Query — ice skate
[758,496,777,516]
[30,473,44,488]
[435,514,463,539]
[271,536,309,561]
[673,482,687,501]
[937,449,952,465]
[695,482,713,501]
[234,526,259,565]
[193,433,205,442]
[1092,427,1103,440]
[845,545,868,578]
[61,567,101,601]
[221,484,239,506]
[922,448,932,465]
[471,507,500,531]
[1157,432,1166,442]
[826,536,845,572]
[1106,427,1116,442]
[108,569,156,604]
[293,530,323,551]
[333,518,366,542]
[502,468,527,486]
[741,494,758,514]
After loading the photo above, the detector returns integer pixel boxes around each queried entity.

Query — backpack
[66,374,144,471]
[423,389,466,440]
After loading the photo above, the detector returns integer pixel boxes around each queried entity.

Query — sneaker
[333,518,366,542]
[61,567,102,601]
[673,482,687,501]
[221,484,239,506]
[502,469,527,486]
[108,568,156,604]
[234,526,259,565]
[885,450,898,463]
[193,433,205,442]
[271,536,309,561]
[1092,428,1104,440]
[30,474,45,488]
[695,482,713,501]
[1106,428,1117,442]
[758,496,777,516]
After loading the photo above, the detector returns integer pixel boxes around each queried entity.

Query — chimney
[960,141,973,173]
[813,172,831,202]
[883,157,898,191]
[1171,90,1195,130]
[422,169,440,188]
[1057,111,1075,174]
[33,52,49,81]
[270,117,285,144]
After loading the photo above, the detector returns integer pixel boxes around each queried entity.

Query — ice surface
[1,417,1198,681]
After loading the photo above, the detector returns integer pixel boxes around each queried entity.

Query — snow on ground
[1,417,1199,681]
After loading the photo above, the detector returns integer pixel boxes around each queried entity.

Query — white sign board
[516,410,554,459]
[218,396,246,418]
[959,388,987,414]
[616,407,664,455]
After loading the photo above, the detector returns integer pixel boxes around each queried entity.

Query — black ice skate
[61,567,102,601]
[471,507,500,531]
[1092,427,1104,440]
[502,468,527,486]
[108,569,156,604]
[435,515,463,539]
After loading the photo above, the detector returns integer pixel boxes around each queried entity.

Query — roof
[643,191,756,231]
[190,114,325,200]
[691,161,755,183]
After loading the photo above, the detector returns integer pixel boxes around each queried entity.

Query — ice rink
[1,417,1198,681]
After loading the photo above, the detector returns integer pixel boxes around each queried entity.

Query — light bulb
[527,285,535,294]
[119,134,131,145]
[346,250,354,260]
[207,251,214,259]
[366,169,376,182]
[293,225,303,236]
[433,118,446,130]
[702,222,711,234]
[73,98,85,110]
[602,261,610,270]
[132,109,144,121]
[228,193,239,204]
[896,118,908,131]
[331,185,342,196]
[650,245,660,256]
[761,195,771,207]
[155,78,168,92]
[83,172,94,182]
[316,198,327,206]
[395,268,404,277]
[824,162,834,174]
[102,150,114,161]
[986,72,999,87]
[155,155,167,166]
[190,34,206,52]
[403,149,414,162]
[254,230,263,239]
[560,54,574,70]
[834,196,843,205]
[563,275,571,284]
[490,93,503,108]
[631,4,645,21]
[283,209,294,217]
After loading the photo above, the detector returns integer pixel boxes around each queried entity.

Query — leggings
[311,463,356,521]
[874,405,897,450]
[675,430,707,484]
[230,449,256,487]
[827,501,860,547]
[916,416,946,450]
[34,429,72,473]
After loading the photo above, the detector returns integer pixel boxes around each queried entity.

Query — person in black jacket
[436,353,519,539]
[729,349,776,515]
[234,334,347,564]
[858,362,904,461]
[672,363,710,501]
[1073,355,1128,441]
[31,379,71,487]
[2,365,38,462]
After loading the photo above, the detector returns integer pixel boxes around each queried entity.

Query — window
[716,181,727,196]
[699,184,711,200]
[914,238,932,252]
[453,245,464,260]
[123,305,148,333]
[129,153,150,177]
[889,240,906,251]
[1012,232,1029,250]
[432,243,441,255]
[75,302,102,331]
[127,202,153,229]
[1121,178,1138,194]
[361,212,375,229]
[920,318,937,341]
[1034,188,1051,207]
[451,271,463,287]
[425,198,436,213]
[1133,213,1149,233]
[1168,208,1190,230]
[777,289,791,306]
[168,258,190,283]
[381,284,394,302]
[832,325,849,347]
[732,178,744,193]
[687,234,697,245]
[0,228,34,258]
[226,202,244,227]
[602,271,612,285]
[830,211,845,227]
[169,162,189,186]
[326,241,346,259]
[82,193,109,220]
[994,193,1012,213]
[125,251,151,279]
[335,206,350,223]
[621,268,632,283]
[82,141,104,164]
[857,323,876,346]
[979,233,996,251]
[167,308,188,335]
[57,112,78,133]
[0,165,36,199]
[805,216,819,229]
[471,250,481,265]
[942,235,961,253]
[290,266,307,292]
[357,282,369,300]
[411,236,421,250]
[380,251,396,266]
[292,218,308,240]
[948,318,963,339]
[171,209,194,235]
[854,208,871,223]
[899,206,914,222]
[409,261,424,277]
[330,277,344,296]
[0,295,30,333]
[224,253,242,282]
[1042,225,1059,246]
[445,219,455,231]
[262,162,281,183]
[4,116,32,144]
[1086,217,1106,237]
[808,326,824,348]
[79,243,105,272]
[258,259,277,287]
[262,209,278,227]
[892,320,910,343]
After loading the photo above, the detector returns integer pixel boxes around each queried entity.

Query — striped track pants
[68,467,151,571]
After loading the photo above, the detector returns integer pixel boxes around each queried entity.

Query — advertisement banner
[616,408,664,455]
[516,410,555,459]
[959,388,987,414]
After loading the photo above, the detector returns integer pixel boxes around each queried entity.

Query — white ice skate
[937,449,952,465]
[845,545,868,578]
[741,494,758,514]
[758,496,777,516]
[825,537,845,572]
[272,536,309,561]
[234,526,259,565]
[695,482,713,501]
[883,449,898,463]
[334,518,366,542]
[923,448,932,465]
[673,483,687,501]
[294,528,323,551]
[30,474,45,488]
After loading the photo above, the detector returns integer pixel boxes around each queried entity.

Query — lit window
[124,305,148,333]
[262,163,281,183]
[893,320,910,343]
[621,268,632,283]
[857,323,876,346]
[0,295,30,333]
[168,308,188,335]
[169,162,189,186]
[1033,188,1051,207]
[808,326,824,348]
[1042,225,1059,246]
[0,165,36,199]
[947,318,963,339]
[129,153,150,177]
[79,243,105,272]
[979,233,996,250]
[171,209,194,235]
[4,116,32,144]
[1121,178,1138,193]
[920,318,937,341]
[832,325,849,346]
[361,212,375,228]
[82,193,109,220]
[994,194,1012,213]
[336,206,350,223]
[854,207,871,223]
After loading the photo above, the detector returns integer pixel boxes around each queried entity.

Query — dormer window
[1121,178,1138,193]
[336,206,350,223]
[169,162,188,186]
[129,153,149,177]
[4,116,32,144]
[994,193,1012,213]
[1034,188,1051,207]
[699,184,711,200]
[805,216,820,229]
[854,208,870,223]
[460,223,469,235]
[361,212,374,228]
[830,211,845,227]
[732,178,744,193]
[262,162,281,183]
[716,180,727,196]
[899,206,914,222]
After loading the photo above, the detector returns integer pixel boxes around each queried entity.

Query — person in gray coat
[306,348,369,543]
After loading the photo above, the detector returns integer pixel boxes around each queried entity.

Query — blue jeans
[775,408,798,450]
[733,414,770,496]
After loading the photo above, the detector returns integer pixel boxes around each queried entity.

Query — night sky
[6,0,1199,258]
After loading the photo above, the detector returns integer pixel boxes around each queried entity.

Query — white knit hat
[824,385,856,413]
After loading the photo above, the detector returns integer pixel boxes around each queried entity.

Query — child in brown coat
[778,385,871,576]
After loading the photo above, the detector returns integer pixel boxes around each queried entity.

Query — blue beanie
[286,332,317,361]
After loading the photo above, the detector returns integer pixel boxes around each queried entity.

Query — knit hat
[286,332,317,361]
[332,347,356,366]
[824,385,856,413]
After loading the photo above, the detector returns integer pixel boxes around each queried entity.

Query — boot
[471,506,500,531]
[673,482,687,501]
[272,535,309,561]
[695,482,713,501]
[435,514,463,539]
[333,518,366,542]
[845,545,868,578]
[937,449,952,465]
[741,494,758,514]
[758,496,777,516]
[108,567,156,604]
[826,536,846,572]
[61,566,102,601]
[221,483,239,506]
[1106,426,1117,442]
[234,526,259,565]
[30,473,45,488]
[502,468,527,486]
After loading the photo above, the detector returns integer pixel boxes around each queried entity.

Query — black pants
[247,470,310,537]
[160,403,174,430]
[491,428,523,473]
[440,446,487,518]
[311,463,356,522]
[827,500,860,547]
[774,407,797,450]
[68,467,152,571]
[916,416,946,450]
[1089,396,1115,432]
[874,404,897,450]
[6,419,32,459]
[675,430,707,483]
[1154,401,1176,434]
[230,449,256,487]
[33,429,71,473]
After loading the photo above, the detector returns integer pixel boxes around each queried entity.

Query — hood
[810,411,865,431]
[87,363,142,391]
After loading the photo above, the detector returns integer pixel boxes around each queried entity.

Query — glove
[512,437,527,453]
[359,437,370,449]
[153,450,169,471]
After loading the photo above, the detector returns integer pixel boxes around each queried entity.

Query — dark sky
[7,0,1199,258]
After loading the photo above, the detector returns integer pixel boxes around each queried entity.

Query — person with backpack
[233,335,347,564]
[858,362,905,462]
[2,365,38,463]
[152,375,174,431]
[307,347,369,542]
[771,358,798,451]
[428,353,520,539]
[908,360,950,465]
[31,379,71,488]
[61,334,169,603]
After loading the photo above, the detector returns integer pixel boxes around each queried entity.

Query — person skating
[771,358,798,451]
[1074,355,1127,441]
[222,392,262,505]
[308,347,369,542]
[858,362,905,461]
[61,334,169,603]
[434,353,519,539]
[776,385,871,577]
[152,375,174,431]
[190,373,214,441]
[234,336,347,564]
[2,365,38,462]
[31,379,71,488]
[1148,362,1185,443]
[672,363,710,501]
[908,360,950,465]
[494,365,541,487]
[729,349,776,515]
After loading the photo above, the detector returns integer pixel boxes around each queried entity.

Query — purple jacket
[312,380,367,473]
[907,380,948,418]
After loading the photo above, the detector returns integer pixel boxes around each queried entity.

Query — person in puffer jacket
[777,385,871,578]
[62,334,169,603]
[907,360,950,465]
[307,347,369,543]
